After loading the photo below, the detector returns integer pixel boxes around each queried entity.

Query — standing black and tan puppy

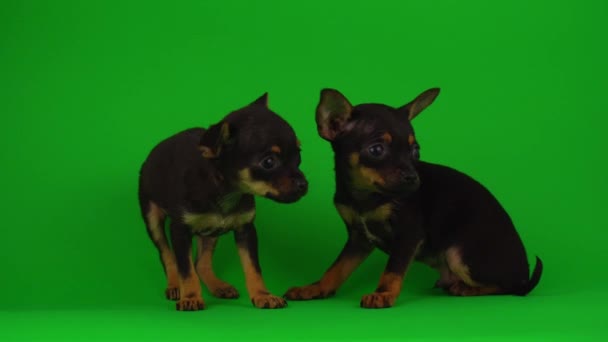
[139,93,308,311]
[284,88,542,308]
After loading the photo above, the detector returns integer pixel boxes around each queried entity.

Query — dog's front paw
[360,292,396,309]
[176,297,206,311]
[165,287,180,301]
[212,285,240,299]
[251,293,287,309]
[283,283,334,300]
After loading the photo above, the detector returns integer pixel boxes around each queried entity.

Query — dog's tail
[512,256,543,296]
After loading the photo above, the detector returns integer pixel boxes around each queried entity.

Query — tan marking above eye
[382,132,392,144]
[408,134,415,145]
[296,139,301,148]
[271,145,281,154]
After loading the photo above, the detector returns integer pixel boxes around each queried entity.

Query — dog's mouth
[265,191,305,204]
[375,182,420,196]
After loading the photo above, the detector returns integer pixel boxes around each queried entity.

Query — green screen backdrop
[1,0,606,341]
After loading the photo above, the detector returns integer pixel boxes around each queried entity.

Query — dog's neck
[215,191,243,213]
[199,159,245,213]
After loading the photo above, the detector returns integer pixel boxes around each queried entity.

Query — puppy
[139,93,308,311]
[284,88,542,308]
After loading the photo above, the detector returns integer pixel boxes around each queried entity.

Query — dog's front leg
[284,231,374,300]
[170,222,206,311]
[360,231,424,309]
[234,223,287,309]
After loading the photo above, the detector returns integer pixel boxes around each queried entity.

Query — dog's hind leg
[141,199,180,301]
[444,247,503,296]
[196,236,240,299]
[434,266,460,290]
[447,281,503,296]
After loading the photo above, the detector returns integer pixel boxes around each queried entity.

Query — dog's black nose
[400,171,419,184]
[295,178,308,192]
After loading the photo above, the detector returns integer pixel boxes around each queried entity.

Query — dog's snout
[400,170,419,184]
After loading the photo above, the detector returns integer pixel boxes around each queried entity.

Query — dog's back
[139,128,209,210]
[414,161,535,293]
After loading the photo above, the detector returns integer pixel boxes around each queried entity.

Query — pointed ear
[315,88,353,141]
[198,122,232,159]
[399,88,440,121]
[250,92,269,107]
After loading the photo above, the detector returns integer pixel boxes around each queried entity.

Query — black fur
[284,88,542,308]
[139,93,307,310]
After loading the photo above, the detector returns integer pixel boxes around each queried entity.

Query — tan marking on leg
[146,201,179,300]
[448,281,503,296]
[285,253,368,300]
[176,250,205,311]
[445,247,503,296]
[361,241,423,308]
[361,273,403,308]
[434,266,460,289]
[237,247,268,296]
[195,237,239,299]
[237,247,286,309]
[376,273,403,294]
[445,247,481,287]
[319,255,367,291]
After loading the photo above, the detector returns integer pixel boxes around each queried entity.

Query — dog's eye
[260,156,279,170]
[368,144,385,158]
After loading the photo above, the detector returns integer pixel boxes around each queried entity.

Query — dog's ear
[199,122,233,159]
[316,88,353,141]
[250,92,269,108]
[398,88,440,121]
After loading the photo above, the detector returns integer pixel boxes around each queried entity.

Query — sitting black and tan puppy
[139,93,308,311]
[284,88,542,308]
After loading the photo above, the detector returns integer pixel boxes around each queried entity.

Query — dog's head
[199,93,308,203]
[315,88,440,196]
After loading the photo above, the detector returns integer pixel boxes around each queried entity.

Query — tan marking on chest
[183,209,255,235]
[335,203,393,243]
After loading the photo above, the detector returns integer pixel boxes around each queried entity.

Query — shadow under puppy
[285,88,542,308]
[139,93,308,311]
